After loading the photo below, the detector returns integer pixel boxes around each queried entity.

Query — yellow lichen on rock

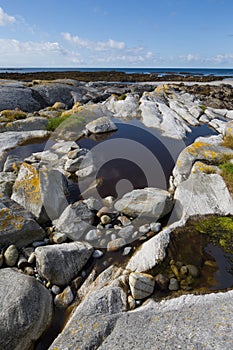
[0,207,24,231]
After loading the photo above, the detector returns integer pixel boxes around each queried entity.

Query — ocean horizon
[0,67,233,77]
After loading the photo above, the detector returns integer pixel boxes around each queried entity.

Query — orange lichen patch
[0,109,27,122]
[192,161,217,174]
[13,163,42,207]
[187,142,210,156]
[0,207,24,231]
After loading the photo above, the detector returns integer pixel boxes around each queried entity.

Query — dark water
[1,67,233,76]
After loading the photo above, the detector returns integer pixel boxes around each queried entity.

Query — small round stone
[107,238,126,252]
[139,224,150,234]
[92,250,104,258]
[187,265,199,278]
[122,246,132,256]
[24,266,35,276]
[51,285,61,295]
[168,278,179,291]
[150,222,161,233]
[155,274,169,290]
[28,252,36,265]
[100,215,112,225]
[180,265,188,276]
[85,229,99,241]
[97,207,110,218]
[128,295,136,310]
[102,196,115,207]
[118,216,131,226]
[52,232,67,244]
[4,245,18,267]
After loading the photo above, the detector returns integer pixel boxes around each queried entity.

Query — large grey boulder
[11,163,68,223]
[174,173,233,219]
[35,241,93,286]
[0,85,44,112]
[0,194,45,248]
[97,291,233,350]
[53,201,95,240]
[106,93,139,118]
[49,286,127,350]
[114,187,174,219]
[0,268,53,350]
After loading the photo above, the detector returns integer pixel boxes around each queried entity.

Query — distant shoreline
[0,70,228,82]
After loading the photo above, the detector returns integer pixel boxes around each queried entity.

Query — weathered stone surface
[106,94,139,118]
[127,220,185,272]
[49,286,127,350]
[35,241,93,286]
[0,268,53,350]
[54,286,74,308]
[114,187,174,219]
[129,272,155,299]
[172,140,233,187]
[0,85,44,112]
[11,163,68,222]
[0,194,45,248]
[4,244,18,266]
[85,116,118,134]
[174,173,233,219]
[54,201,95,241]
[225,120,233,137]
[0,117,48,133]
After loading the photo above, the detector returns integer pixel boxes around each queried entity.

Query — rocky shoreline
[0,77,233,349]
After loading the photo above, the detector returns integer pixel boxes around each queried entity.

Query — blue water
[0,67,233,76]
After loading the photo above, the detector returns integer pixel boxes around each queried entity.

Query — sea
[0,67,233,77]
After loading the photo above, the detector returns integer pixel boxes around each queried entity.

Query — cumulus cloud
[62,32,126,51]
[0,7,16,26]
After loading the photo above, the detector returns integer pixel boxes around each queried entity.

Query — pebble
[111,233,117,241]
[139,224,151,234]
[180,265,188,276]
[28,252,36,265]
[85,229,99,241]
[52,232,67,244]
[129,272,155,299]
[150,222,161,233]
[100,215,112,225]
[168,278,179,291]
[105,224,113,229]
[128,295,136,310]
[118,225,135,239]
[97,207,110,218]
[122,246,132,256]
[186,265,199,278]
[92,250,104,259]
[51,285,61,295]
[118,215,131,226]
[83,197,102,211]
[54,286,74,308]
[155,274,169,290]
[135,300,142,307]
[4,245,18,267]
[102,196,115,207]
[107,238,126,252]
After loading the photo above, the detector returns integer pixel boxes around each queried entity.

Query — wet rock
[0,268,53,350]
[53,200,95,241]
[107,238,126,252]
[85,117,118,134]
[92,249,104,258]
[54,286,74,308]
[85,229,100,241]
[0,194,45,248]
[139,224,151,234]
[52,232,67,244]
[24,266,35,276]
[186,264,199,278]
[51,285,61,295]
[150,222,161,233]
[35,241,93,286]
[114,187,174,219]
[128,295,136,310]
[118,225,135,239]
[168,277,179,291]
[65,148,92,173]
[129,272,155,299]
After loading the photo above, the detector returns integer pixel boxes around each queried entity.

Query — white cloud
[0,7,16,26]
[62,32,126,51]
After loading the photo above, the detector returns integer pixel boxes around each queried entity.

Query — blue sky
[0,0,232,67]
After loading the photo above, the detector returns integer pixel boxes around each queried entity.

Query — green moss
[221,135,233,150]
[46,113,86,132]
[117,93,127,101]
[0,109,27,122]
[199,105,207,112]
[219,162,233,194]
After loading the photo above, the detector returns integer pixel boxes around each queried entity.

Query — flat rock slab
[35,241,93,286]
[114,187,174,219]
[0,194,45,248]
[0,268,53,350]
[85,116,118,134]
[174,173,233,219]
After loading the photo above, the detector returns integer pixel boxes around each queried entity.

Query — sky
[0,0,232,68]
